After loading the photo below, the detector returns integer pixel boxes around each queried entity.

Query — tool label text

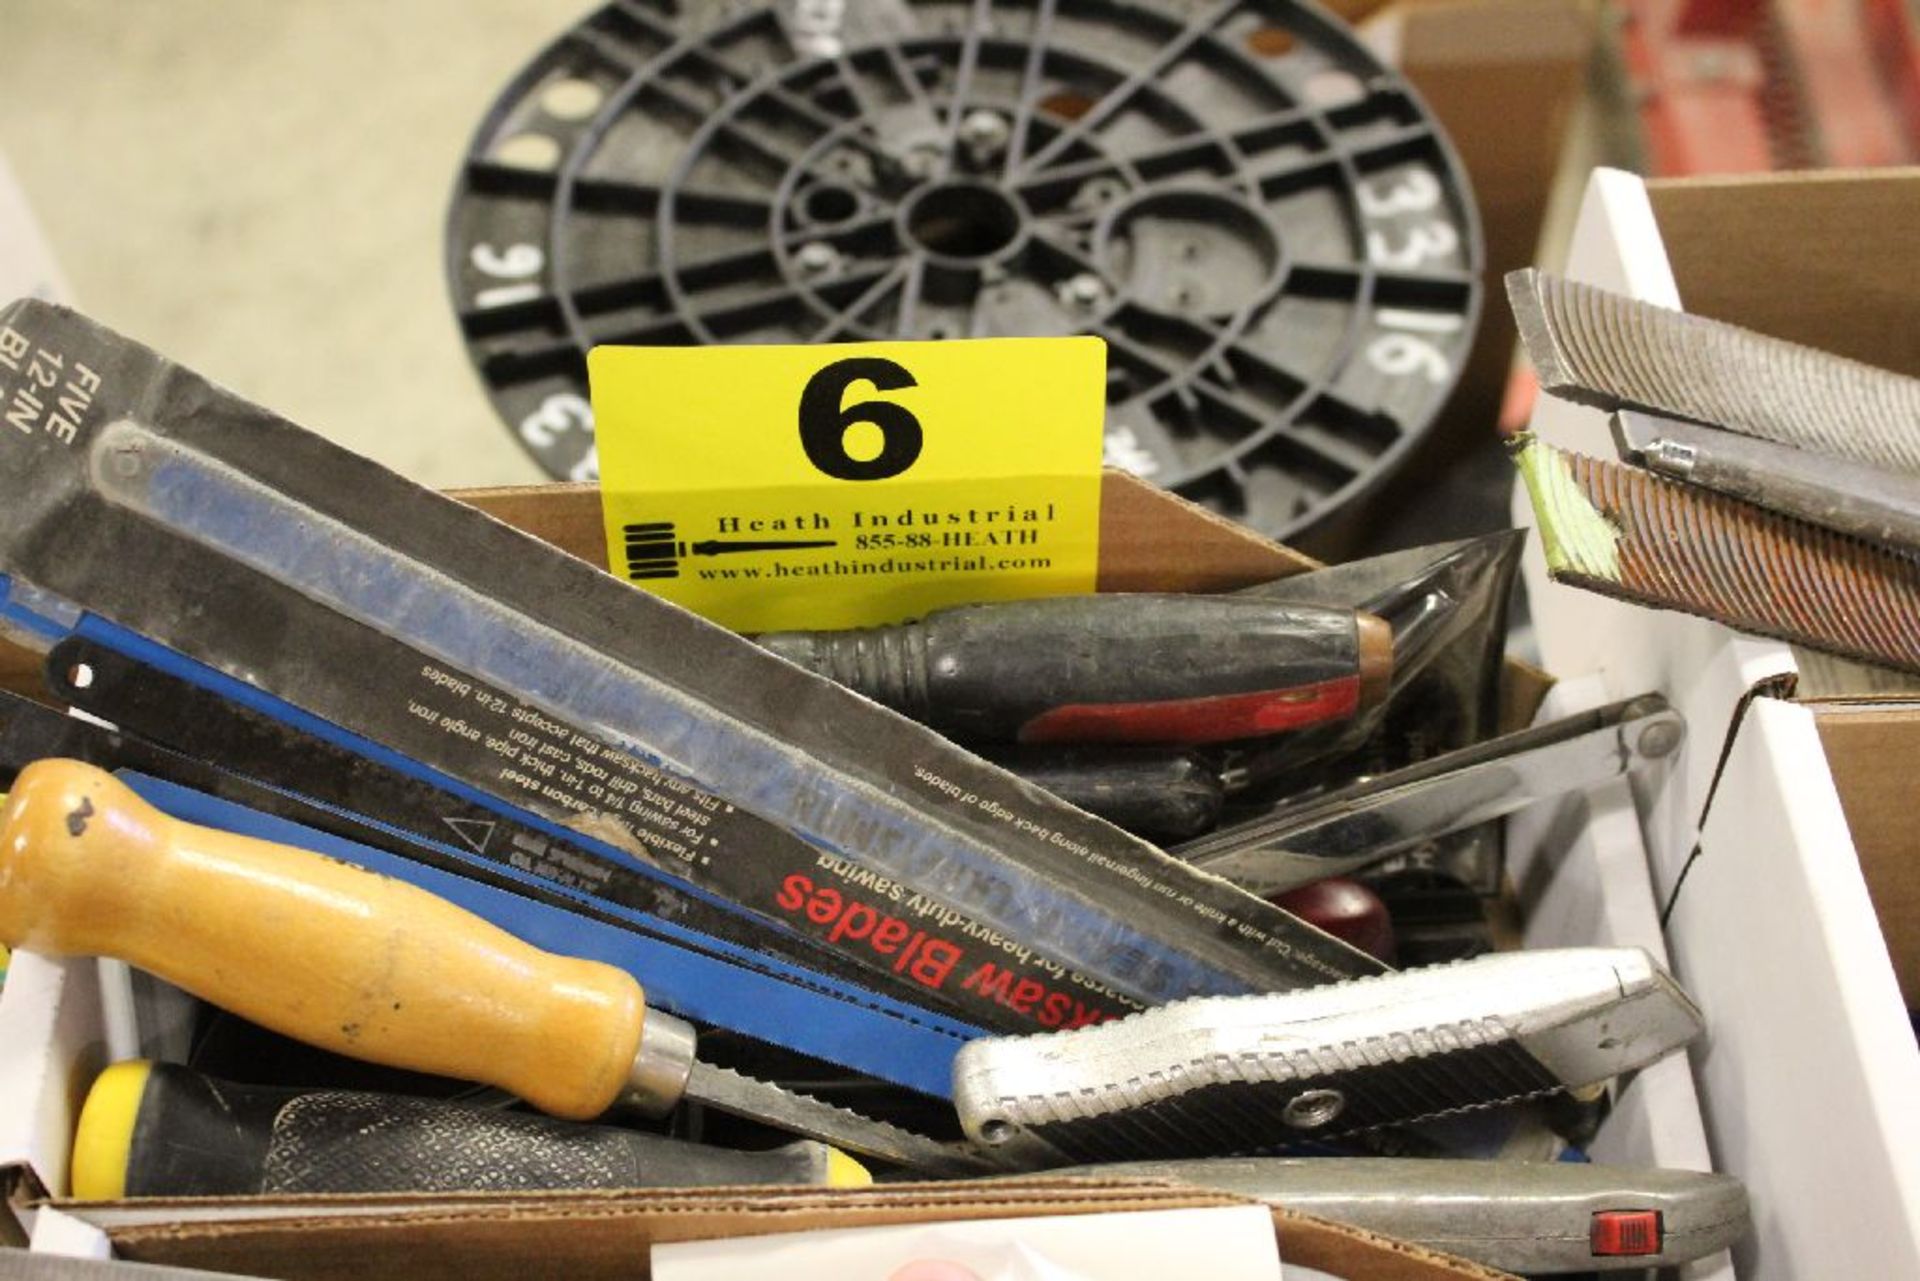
[592,337,1103,630]
[957,962,1115,1029]
[775,873,961,992]
[0,330,97,446]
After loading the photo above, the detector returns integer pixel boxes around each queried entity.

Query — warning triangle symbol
[443,816,498,855]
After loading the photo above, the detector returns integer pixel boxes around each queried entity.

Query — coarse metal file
[1515,434,1920,674]
[1508,267,1920,471]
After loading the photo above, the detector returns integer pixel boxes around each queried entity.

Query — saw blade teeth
[1507,270,1920,474]
[686,1062,1000,1177]
[1518,438,1920,675]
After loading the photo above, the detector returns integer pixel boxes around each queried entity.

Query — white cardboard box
[1513,166,1920,1280]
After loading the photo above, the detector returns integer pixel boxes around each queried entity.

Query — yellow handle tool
[0,758,654,1118]
[0,759,971,1175]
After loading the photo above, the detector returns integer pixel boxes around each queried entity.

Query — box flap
[453,471,1322,590]
[1668,699,1920,1278]
[1646,170,1920,380]
[70,1184,1513,1281]
[1810,703,1920,1004]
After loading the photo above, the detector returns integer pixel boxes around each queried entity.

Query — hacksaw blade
[1508,268,1920,472]
[1514,434,1920,674]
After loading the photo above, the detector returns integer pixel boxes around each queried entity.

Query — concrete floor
[0,1,579,488]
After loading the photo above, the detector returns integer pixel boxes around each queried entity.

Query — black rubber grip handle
[986,746,1224,843]
[113,1062,841,1195]
[758,594,1382,745]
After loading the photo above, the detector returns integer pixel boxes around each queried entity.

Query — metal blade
[0,1259,273,1281]
[683,1061,1001,1177]
[1176,696,1683,896]
[1612,409,1920,553]
[1508,268,1920,472]
[1515,434,1920,674]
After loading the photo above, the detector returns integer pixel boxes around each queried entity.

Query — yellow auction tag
[591,338,1105,632]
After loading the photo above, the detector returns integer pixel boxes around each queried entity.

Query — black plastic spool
[446,0,1482,542]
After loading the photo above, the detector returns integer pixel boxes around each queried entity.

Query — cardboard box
[22,1175,1516,1281]
[1,9,1722,1273]
[1513,166,1920,1280]
[2,464,1731,1277]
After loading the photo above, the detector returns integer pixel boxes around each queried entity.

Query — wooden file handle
[0,759,645,1119]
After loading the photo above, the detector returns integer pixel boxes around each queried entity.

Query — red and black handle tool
[756,595,1392,747]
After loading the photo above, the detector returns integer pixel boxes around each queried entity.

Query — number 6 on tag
[799,358,922,481]
[589,337,1106,632]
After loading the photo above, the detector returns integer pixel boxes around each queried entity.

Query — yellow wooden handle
[0,759,647,1120]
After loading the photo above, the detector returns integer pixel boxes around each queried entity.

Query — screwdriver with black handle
[755,595,1392,746]
[979,744,1225,843]
[72,1060,868,1197]
[0,759,992,1176]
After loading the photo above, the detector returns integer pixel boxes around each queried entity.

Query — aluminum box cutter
[953,947,1702,1167]
[1037,1159,1748,1274]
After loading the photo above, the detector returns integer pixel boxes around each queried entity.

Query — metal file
[1612,408,1920,553]
[1508,268,1920,471]
[1516,434,1920,675]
